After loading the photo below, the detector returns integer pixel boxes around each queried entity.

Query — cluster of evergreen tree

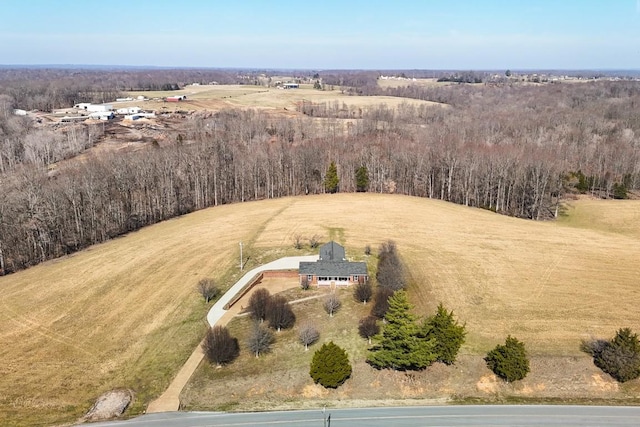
[367,291,466,370]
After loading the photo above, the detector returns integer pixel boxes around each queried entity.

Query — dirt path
[146,256,317,413]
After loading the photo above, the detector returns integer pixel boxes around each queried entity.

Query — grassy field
[122,84,445,114]
[1,194,640,425]
[377,77,453,89]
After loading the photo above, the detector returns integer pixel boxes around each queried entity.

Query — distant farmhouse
[299,241,368,287]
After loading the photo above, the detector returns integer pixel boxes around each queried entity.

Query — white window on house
[353,275,358,281]
[307,275,312,281]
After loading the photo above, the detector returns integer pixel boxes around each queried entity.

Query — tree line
[2,80,640,274]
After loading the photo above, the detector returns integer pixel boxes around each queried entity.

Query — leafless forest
[1,68,639,275]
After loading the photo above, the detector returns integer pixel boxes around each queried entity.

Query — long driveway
[146,256,318,413]
[206,255,318,326]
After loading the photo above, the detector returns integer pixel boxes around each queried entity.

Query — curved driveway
[206,255,318,326]
[87,405,640,426]
[147,256,317,413]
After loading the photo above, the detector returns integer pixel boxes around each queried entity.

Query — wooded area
[1,70,639,275]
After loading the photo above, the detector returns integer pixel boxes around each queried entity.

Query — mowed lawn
[1,194,639,425]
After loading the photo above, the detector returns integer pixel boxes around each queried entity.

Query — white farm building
[74,103,113,113]
[116,107,142,115]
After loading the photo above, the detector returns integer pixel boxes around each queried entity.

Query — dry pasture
[1,194,640,425]
[122,84,445,115]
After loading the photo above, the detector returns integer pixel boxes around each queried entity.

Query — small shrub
[593,328,640,383]
[267,295,296,331]
[324,293,341,317]
[358,316,379,344]
[197,278,219,303]
[248,288,271,323]
[364,244,371,256]
[310,341,352,388]
[293,233,303,249]
[299,323,320,351]
[309,234,320,248]
[202,326,240,366]
[354,281,373,304]
[484,335,530,382]
[246,322,274,357]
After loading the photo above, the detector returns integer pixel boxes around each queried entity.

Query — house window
[307,275,313,281]
[353,275,358,281]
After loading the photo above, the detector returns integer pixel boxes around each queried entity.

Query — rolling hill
[1,193,639,425]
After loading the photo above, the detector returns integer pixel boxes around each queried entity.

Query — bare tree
[371,287,395,319]
[358,316,380,344]
[202,326,240,366]
[354,281,372,304]
[324,293,342,317]
[309,234,320,248]
[247,322,274,357]
[197,278,219,303]
[248,288,271,323]
[267,295,296,331]
[300,275,310,290]
[376,240,405,291]
[364,244,371,256]
[293,233,303,249]
[298,323,320,351]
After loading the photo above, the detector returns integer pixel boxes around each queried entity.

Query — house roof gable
[319,241,345,262]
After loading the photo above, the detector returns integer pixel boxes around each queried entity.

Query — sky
[1,0,639,70]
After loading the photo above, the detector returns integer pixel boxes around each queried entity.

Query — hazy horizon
[2,0,639,69]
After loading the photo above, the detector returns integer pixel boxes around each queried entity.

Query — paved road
[84,405,640,426]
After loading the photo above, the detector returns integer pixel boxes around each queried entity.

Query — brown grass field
[1,194,640,425]
[376,77,453,89]
[121,84,446,115]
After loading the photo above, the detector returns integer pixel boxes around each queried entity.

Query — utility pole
[239,242,243,271]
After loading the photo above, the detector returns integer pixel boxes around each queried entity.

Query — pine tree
[484,335,530,382]
[355,165,369,192]
[423,303,466,365]
[324,161,339,194]
[310,341,352,388]
[367,290,436,370]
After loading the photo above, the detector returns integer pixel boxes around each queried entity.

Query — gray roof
[299,261,367,276]
[319,241,345,261]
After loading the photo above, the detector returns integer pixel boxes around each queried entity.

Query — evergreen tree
[310,341,352,388]
[355,165,369,192]
[324,161,339,193]
[423,303,466,365]
[484,335,530,382]
[367,290,436,370]
[594,328,640,382]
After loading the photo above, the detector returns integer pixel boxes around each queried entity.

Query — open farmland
[120,84,446,115]
[1,194,640,425]
[377,77,453,89]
